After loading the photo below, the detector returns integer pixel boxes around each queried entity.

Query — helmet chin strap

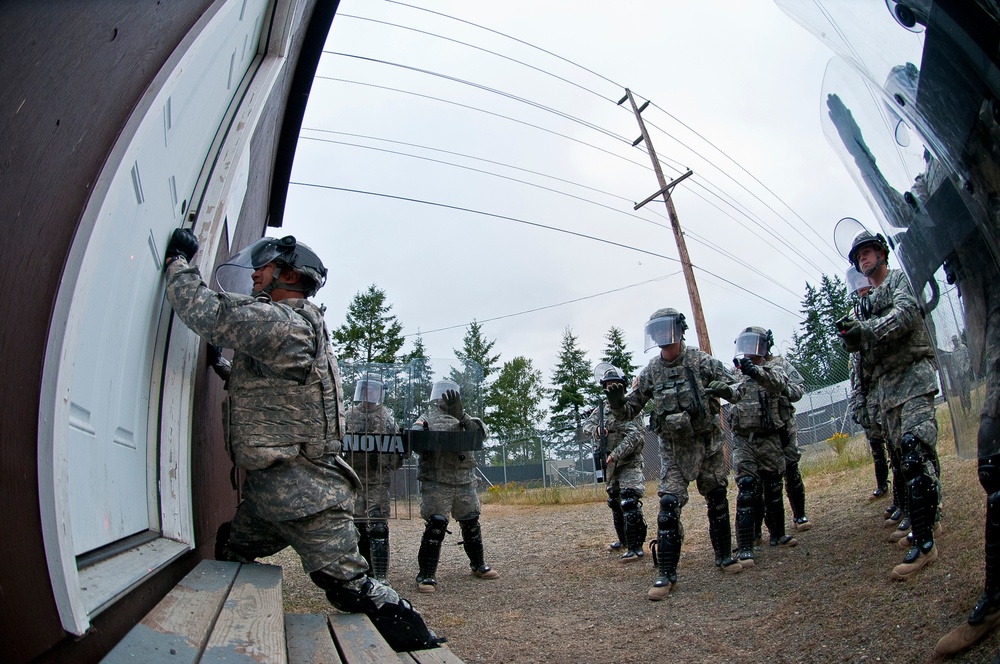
[253,264,310,297]
[862,259,886,277]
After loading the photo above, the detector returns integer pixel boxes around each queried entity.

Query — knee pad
[736,475,756,502]
[621,488,643,513]
[369,520,389,541]
[900,433,926,481]
[705,486,728,514]
[423,514,449,540]
[607,492,622,511]
[979,453,1000,496]
[658,494,680,530]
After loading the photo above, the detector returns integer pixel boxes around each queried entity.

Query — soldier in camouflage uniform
[725,327,799,571]
[412,379,499,594]
[765,338,809,532]
[839,230,940,580]
[583,364,647,563]
[343,374,401,582]
[845,268,896,509]
[161,229,439,652]
[606,308,742,602]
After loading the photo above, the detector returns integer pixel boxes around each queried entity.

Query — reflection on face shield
[354,376,384,405]
[734,331,769,358]
[643,316,684,351]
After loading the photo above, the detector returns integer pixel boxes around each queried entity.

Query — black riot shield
[778,0,1000,458]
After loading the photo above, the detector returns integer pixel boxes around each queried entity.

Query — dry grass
[264,416,1000,663]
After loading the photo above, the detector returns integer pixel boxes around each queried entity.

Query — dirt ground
[265,449,1000,663]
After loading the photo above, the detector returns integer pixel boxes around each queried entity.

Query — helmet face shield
[845,266,870,294]
[644,315,684,351]
[734,331,769,358]
[593,362,626,386]
[354,374,384,405]
[429,379,461,402]
[214,236,326,296]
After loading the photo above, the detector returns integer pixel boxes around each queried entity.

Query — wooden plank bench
[102,559,464,664]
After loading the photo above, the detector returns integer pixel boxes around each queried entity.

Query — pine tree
[449,320,500,418]
[332,284,405,364]
[484,357,547,464]
[600,326,637,381]
[787,274,850,389]
[401,335,433,424]
[548,327,599,460]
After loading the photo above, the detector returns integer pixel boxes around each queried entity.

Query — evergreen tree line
[332,277,851,464]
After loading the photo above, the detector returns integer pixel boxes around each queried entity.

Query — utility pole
[620,88,712,354]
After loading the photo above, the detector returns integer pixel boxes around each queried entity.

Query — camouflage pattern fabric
[613,343,736,496]
[165,258,364,573]
[769,354,804,465]
[582,399,645,495]
[731,432,786,480]
[884,394,940,491]
[860,270,939,411]
[414,401,489,520]
[344,404,401,518]
[985,306,1000,423]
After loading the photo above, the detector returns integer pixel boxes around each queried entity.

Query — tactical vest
[414,405,486,484]
[223,299,344,470]
[731,381,781,434]
[648,351,710,435]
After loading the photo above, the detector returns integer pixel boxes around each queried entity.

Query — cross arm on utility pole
[634,170,693,211]
[621,88,713,354]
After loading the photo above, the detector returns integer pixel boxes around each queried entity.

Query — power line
[298,131,801,296]
[374,1,838,270]
[313,75,824,279]
[400,272,685,338]
[287,180,804,318]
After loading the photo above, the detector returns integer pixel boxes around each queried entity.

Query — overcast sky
[281,0,873,390]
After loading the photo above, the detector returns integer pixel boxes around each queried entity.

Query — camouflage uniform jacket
[165,258,355,522]
[613,344,734,472]
[768,354,804,426]
[728,360,787,435]
[859,268,938,409]
[343,404,402,485]
[582,399,645,474]
[413,402,488,485]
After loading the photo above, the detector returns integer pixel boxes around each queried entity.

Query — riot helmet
[215,235,328,296]
[644,308,687,351]
[593,362,627,387]
[429,379,461,402]
[845,266,870,294]
[847,229,891,275]
[734,326,774,358]
[354,373,384,405]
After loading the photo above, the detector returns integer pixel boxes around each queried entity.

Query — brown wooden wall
[0,1,336,661]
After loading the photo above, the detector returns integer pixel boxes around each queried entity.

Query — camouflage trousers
[228,501,368,579]
[354,480,392,520]
[419,480,481,522]
[780,419,801,466]
[607,462,645,497]
[658,441,728,508]
[732,431,785,479]
[884,393,939,483]
[984,305,1000,422]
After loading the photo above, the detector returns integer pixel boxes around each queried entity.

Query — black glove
[704,380,731,399]
[165,228,199,265]
[738,356,760,378]
[442,389,464,419]
[839,319,864,352]
[605,382,626,410]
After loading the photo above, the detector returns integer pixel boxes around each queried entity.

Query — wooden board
[408,646,466,664]
[285,614,342,664]
[201,563,286,664]
[102,560,239,664]
[328,613,400,664]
